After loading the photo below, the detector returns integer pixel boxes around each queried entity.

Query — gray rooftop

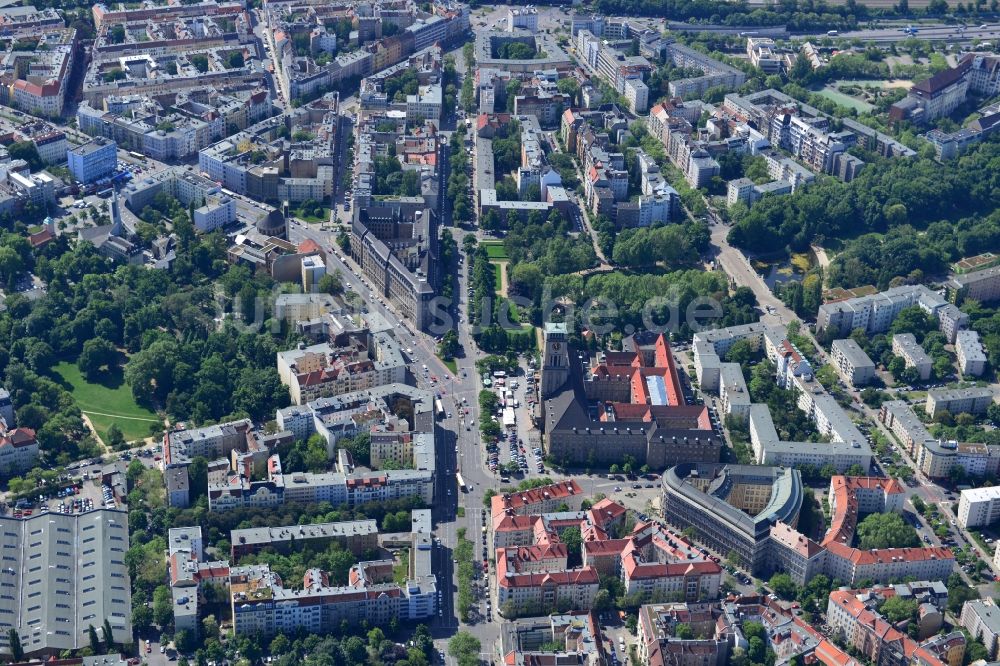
[833,338,875,368]
[231,520,378,549]
[664,463,802,541]
[0,509,132,655]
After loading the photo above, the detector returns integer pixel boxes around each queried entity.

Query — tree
[9,629,23,662]
[880,596,918,623]
[106,423,126,449]
[557,77,581,105]
[174,629,196,654]
[191,54,209,73]
[562,526,583,567]
[748,636,765,664]
[769,573,798,600]
[103,618,115,651]
[857,513,920,550]
[89,624,101,654]
[317,272,343,295]
[152,585,173,627]
[269,634,290,656]
[449,632,482,666]
[438,329,460,361]
[675,623,694,639]
[202,614,220,640]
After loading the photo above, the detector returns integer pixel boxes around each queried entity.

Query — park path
[494,260,509,297]
[80,414,108,454]
[811,244,831,269]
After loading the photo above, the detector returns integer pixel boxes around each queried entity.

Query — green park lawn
[53,361,160,444]
[493,263,503,291]
[481,241,508,260]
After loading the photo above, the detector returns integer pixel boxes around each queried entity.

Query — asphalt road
[803,23,1000,43]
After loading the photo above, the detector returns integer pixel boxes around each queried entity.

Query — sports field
[53,361,160,444]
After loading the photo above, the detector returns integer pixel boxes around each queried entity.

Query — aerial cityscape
[2,0,1000,665]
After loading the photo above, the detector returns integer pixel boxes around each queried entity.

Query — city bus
[128,151,146,161]
[434,397,445,418]
[456,472,468,493]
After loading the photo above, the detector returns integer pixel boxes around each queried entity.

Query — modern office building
[661,463,803,575]
[67,137,118,184]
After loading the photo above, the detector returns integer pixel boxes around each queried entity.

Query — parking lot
[10,472,109,518]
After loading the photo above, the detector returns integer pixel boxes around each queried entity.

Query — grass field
[493,263,503,290]
[815,86,874,113]
[53,361,159,444]
[291,205,331,224]
[481,241,508,260]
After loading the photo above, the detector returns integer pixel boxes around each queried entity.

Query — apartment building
[490,480,585,519]
[925,387,994,418]
[507,7,538,32]
[937,303,970,343]
[696,322,870,473]
[0,509,132,658]
[956,329,987,377]
[231,510,436,637]
[231,520,378,559]
[163,419,252,507]
[960,599,1000,659]
[726,177,794,208]
[827,589,964,666]
[210,457,436,513]
[831,339,876,387]
[499,612,605,666]
[575,30,652,113]
[880,400,1000,480]
[747,37,783,73]
[14,120,69,164]
[276,334,406,405]
[664,42,746,98]
[199,95,338,204]
[749,403,871,473]
[637,602,733,666]
[67,137,118,184]
[947,265,1000,305]
[277,381,435,458]
[892,333,933,381]
[719,362,751,422]
[78,89,271,162]
[0,422,38,476]
[817,284,948,337]
[957,486,1000,529]
[494,492,720,617]
[0,26,77,118]
[212,384,436,513]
